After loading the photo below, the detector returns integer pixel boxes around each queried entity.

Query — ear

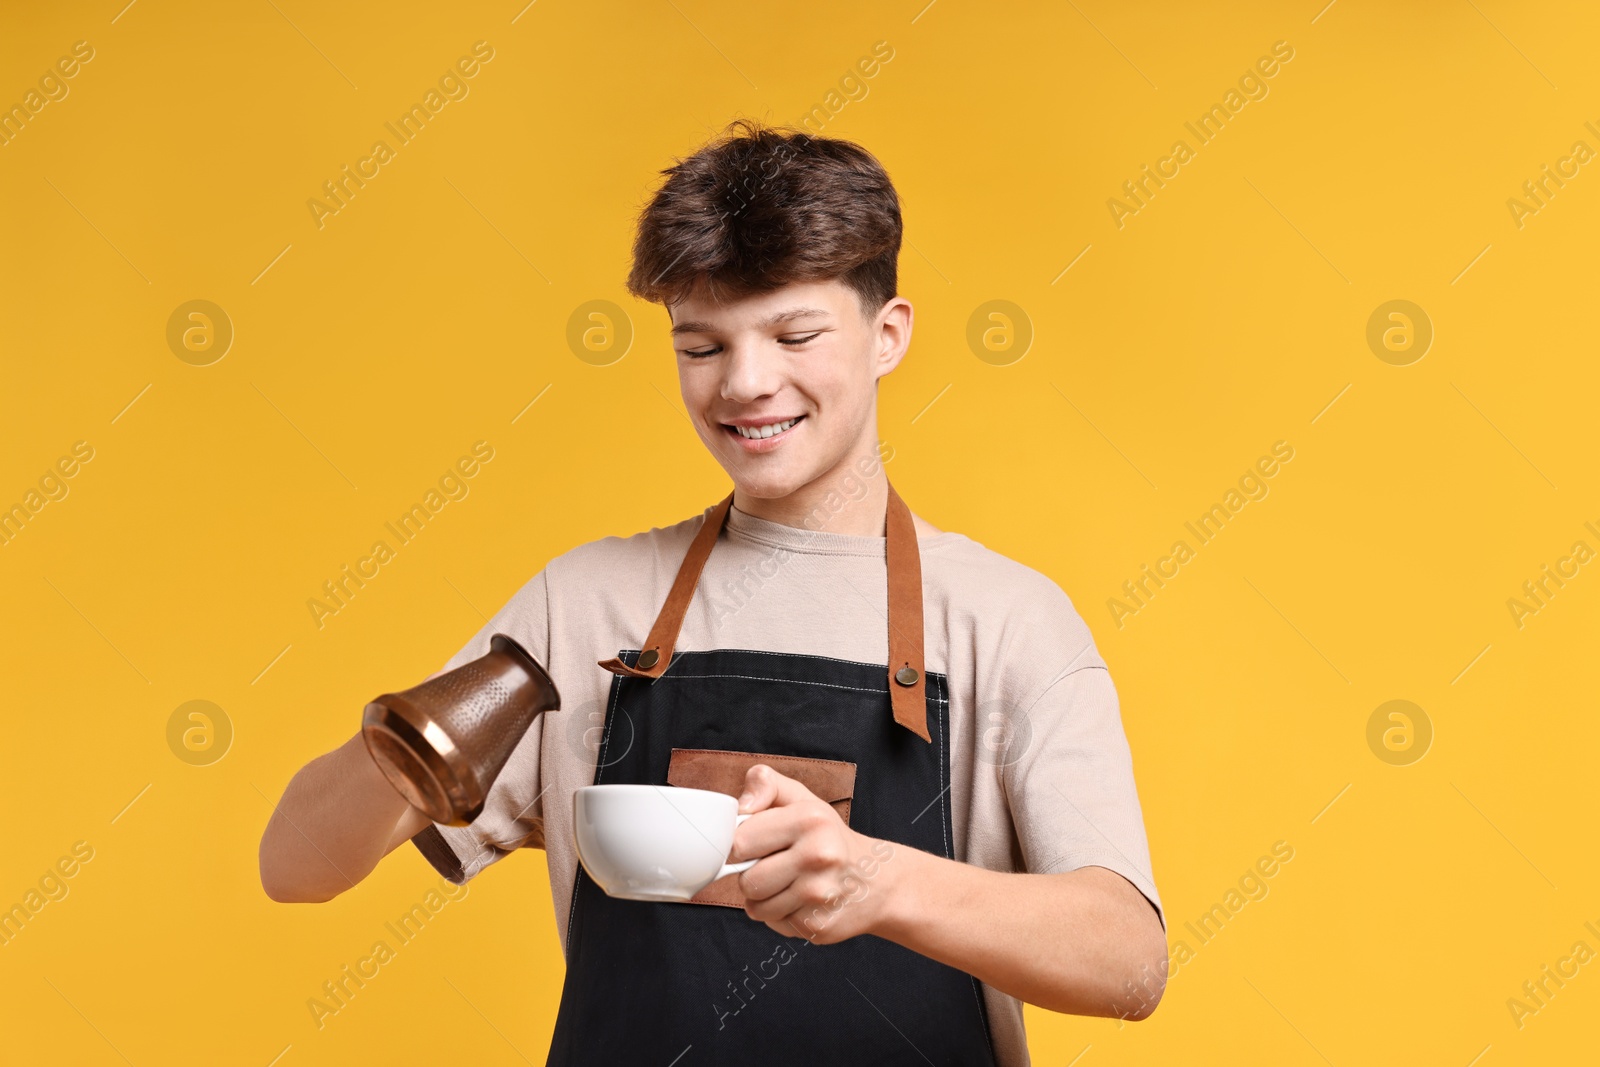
[872,297,914,381]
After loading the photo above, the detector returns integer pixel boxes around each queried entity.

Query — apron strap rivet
[637,648,660,669]
[894,666,919,686]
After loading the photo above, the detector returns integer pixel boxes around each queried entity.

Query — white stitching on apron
[645,672,917,697]
[639,646,946,674]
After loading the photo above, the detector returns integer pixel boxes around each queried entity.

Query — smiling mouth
[723,415,806,441]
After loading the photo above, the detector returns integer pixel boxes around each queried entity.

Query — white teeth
[734,417,798,439]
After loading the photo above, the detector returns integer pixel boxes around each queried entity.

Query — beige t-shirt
[412,500,1163,1067]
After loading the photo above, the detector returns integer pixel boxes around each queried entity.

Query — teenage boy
[260,118,1166,1065]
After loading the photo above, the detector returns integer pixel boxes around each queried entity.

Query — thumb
[737,764,781,813]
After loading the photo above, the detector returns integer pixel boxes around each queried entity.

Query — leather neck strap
[597,481,930,743]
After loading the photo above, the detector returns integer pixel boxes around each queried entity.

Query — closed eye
[681,332,822,359]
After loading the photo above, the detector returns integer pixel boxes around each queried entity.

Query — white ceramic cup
[573,784,756,902]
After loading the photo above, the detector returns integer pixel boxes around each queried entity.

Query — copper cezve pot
[362,633,560,826]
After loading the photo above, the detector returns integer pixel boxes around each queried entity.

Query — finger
[744,876,826,925]
[731,804,819,865]
[735,846,806,903]
[732,799,844,870]
[750,883,848,940]
[765,861,870,915]
[737,764,813,813]
[779,907,841,944]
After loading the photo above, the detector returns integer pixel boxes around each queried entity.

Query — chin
[721,454,819,494]
[725,469,802,499]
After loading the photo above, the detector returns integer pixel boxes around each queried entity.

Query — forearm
[871,845,1167,1019]
[258,732,420,903]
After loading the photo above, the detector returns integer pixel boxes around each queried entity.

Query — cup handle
[716,813,757,879]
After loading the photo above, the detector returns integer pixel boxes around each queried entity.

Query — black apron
[546,482,997,1066]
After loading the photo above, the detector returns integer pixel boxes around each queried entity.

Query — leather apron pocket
[666,747,857,908]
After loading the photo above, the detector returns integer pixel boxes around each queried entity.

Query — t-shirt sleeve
[408,567,551,886]
[1003,663,1165,932]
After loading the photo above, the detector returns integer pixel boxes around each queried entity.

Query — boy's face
[668,277,911,504]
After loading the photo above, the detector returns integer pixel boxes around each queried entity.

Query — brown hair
[625,118,902,320]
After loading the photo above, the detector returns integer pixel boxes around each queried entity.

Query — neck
[732,447,891,538]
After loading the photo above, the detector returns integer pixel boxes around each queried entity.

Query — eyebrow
[669,305,831,336]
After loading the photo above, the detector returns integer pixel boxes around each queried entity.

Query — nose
[719,338,782,404]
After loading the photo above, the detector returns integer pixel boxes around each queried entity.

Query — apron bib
[546,482,998,1066]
